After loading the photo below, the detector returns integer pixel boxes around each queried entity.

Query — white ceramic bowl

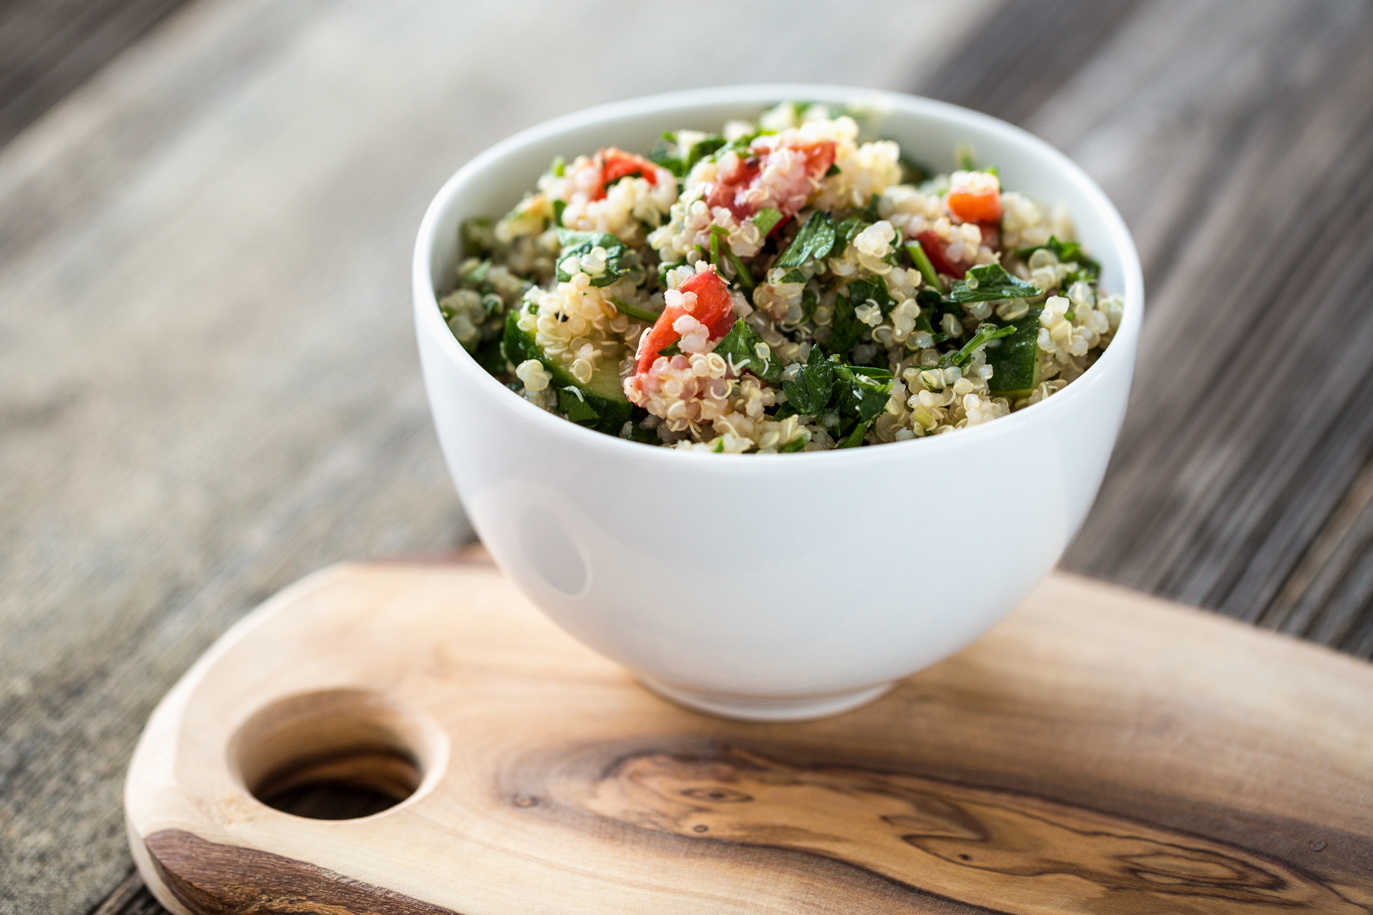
[413,85,1142,721]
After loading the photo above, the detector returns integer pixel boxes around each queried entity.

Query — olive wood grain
[125,561,1373,915]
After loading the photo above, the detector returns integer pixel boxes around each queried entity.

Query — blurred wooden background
[2,0,1372,912]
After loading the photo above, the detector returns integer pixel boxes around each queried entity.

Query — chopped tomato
[915,230,968,280]
[634,268,735,374]
[592,148,659,200]
[947,183,1002,224]
[706,140,836,220]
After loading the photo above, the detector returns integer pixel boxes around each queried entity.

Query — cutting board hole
[231,689,445,821]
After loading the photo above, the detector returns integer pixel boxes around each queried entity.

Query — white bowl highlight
[414,85,1142,721]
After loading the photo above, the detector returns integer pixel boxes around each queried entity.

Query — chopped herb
[905,241,945,294]
[713,319,782,383]
[781,347,835,414]
[1013,236,1101,278]
[659,342,682,358]
[832,362,894,424]
[898,154,931,185]
[859,193,881,222]
[551,198,566,227]
[775,211,837,268]
[827,291,864,355]
[845,277,894,317]
[779,268,806,284]
[779,436,808,453]
[956,143,976,171]
[649,132,726,178]
[938,323,1017,369]
[837,421,870,448]
[833,215,865,253]
[985,306,1044,397]
[610,297,660,323]
[949,263,1042,303]
[751,207,784,236]
[461,217,495,257]
[550,156,566,178]
[709,225,755,290]
[825,163,841,177]
[556,386,599,424]
[555,228,641,287]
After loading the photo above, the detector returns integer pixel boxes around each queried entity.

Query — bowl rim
[413,83,1143,466]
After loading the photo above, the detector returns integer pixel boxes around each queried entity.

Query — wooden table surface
[2,1,1371,913]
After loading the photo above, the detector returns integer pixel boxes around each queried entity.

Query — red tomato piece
[634,268,735,374]
[593,148,660,200]
[916,230,968,280]
[706,140,836,220]
[947,185,1002,224]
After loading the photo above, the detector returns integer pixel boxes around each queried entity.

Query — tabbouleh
[440,102,1122,452]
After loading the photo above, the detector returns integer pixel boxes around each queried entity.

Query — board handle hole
[231,689,445,821]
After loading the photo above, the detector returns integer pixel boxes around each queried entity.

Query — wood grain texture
[0,0,195,149]
[124,562,1373,914]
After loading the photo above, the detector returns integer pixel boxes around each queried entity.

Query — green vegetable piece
[609,297,660,323]
[938,323,1018,370]
[825,163,841,177]
[461,217,495,257]
[709,225,755,290]
[837,421,870,449]
[833,215,865,253]
[781,347,835,414]
[551,198,566,227]
[775,211,837,269]
[845,277,894,317]
[949,264,1042,303]
[501,310,631,433]
[898,154,931,185]
[905,241,945,294]
[833,363,894,424]
[985,305,1044,398]
[826,292,864,355]
[779,436,807,453]
[650,133,727,178]
[752,207,784,236]
[778,268,806,284]
[713,319,782,384]
[1013,236,1100,278]
[956,143,976,171]
[555,228,639,287]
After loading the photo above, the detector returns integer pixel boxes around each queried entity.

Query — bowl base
[635,676,896,722]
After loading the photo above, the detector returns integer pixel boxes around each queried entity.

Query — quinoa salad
[440,102,1122,453]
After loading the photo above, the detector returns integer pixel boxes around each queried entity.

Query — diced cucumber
[985,305,1043,399]
[501,311,632,432]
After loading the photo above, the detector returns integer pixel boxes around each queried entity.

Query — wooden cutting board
[124,558,1373,914]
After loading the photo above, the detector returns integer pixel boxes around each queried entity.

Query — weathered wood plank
[0,0,195,148]
[0,3,997,914]
[918,0,1373,659]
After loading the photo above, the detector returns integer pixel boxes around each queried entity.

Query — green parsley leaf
[1013,236,1101,278]
[609,297,660,323]
[905,240,945,294]
[555,228,640,287]
[752,207,784,236]
[781,347,835,414]
[775,211,837,269]
[845,276,894,317]
[826,292,865,355]
[833,215,865,253]
[938,323,1018,369]
[833,363,895,424]
[949,263,1042,303]
[713,319,782,384]
[779,436,808,453]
